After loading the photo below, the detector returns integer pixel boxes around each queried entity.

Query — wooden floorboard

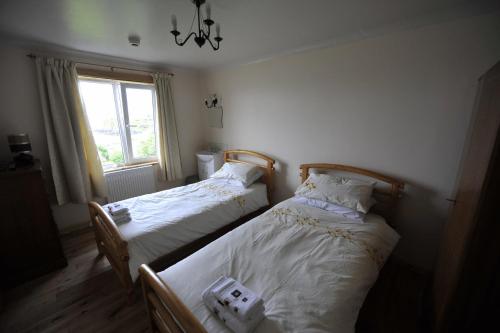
[0,227,426,333]
[357,257,428,333]
[0,228,149,333]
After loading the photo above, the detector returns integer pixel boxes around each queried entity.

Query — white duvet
[158,198,400,333]
[105,178,268,281]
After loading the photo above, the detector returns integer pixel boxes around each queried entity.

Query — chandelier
[170,0,223,51]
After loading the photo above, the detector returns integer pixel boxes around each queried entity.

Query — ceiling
[0,0,498,69]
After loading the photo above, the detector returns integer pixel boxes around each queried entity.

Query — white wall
[2,12,499,268]
[0,44,204,232]
[200,13,500,270]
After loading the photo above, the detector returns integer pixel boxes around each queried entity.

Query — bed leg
[96,239,105,256]
[89,206,105,256]
[141,274,156,332]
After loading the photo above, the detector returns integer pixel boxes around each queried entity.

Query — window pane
[124,87,157,160]
[79,80,125,170]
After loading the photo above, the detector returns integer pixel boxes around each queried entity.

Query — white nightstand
[196,151,223,180]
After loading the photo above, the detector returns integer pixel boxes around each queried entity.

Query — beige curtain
[153,73,183,181]
[35,57,107,204]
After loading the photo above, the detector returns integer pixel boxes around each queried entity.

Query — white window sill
[104,161,158,174]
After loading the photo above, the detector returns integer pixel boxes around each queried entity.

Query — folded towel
[202,276,265,333]
[107,203,128,216]
[112,213,131,225]
[212,277,264,321]
[203,284,264,333]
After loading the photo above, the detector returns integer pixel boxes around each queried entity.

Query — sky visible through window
[125,87,157,159]
[79,79,157,170]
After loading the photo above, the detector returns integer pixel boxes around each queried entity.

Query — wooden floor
[0,228,148,333]
[0,227,427,333]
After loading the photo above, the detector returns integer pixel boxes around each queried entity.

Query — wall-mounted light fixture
[204,94,219,109]
[204,94,223,128]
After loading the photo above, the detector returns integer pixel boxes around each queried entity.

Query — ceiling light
[128,35,141,47]
[170,0,222,51]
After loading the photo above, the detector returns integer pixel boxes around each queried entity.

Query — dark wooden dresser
[0,161,67,287]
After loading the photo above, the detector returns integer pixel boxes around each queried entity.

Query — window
[78,78,158,171]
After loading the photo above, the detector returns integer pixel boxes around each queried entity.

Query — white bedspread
[105,178,268,281]
[158,198,400,333]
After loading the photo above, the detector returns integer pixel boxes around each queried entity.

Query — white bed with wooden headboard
[88,150,275,301]
[139,163,405,333]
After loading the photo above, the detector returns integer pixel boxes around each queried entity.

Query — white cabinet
[196,151,223,180]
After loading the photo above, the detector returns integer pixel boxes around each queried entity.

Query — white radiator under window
[105,165,156,203]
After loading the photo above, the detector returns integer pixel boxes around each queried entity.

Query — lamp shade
[8,133,32,153]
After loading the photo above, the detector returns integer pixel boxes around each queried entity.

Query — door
[432,61,500,332]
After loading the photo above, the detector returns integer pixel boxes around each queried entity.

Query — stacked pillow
[210,162,263,188]
[294,173,376,221]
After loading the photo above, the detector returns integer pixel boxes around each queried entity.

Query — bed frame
[138,163,404,333]
[88,149,275,302]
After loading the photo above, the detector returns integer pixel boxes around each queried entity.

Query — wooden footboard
[140,264,207,333]
[88,202,269,303]
[88,201,134,300]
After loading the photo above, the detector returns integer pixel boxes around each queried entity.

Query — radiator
[105,165,156,202]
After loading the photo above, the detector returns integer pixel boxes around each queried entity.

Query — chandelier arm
[202,31,220,51]
[176,31,197,46]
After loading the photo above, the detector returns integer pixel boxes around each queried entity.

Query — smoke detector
[128,35,141,47]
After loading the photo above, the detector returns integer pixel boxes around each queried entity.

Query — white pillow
[295,173,375,213]
[210,162,263,188]
[293,196,366,221]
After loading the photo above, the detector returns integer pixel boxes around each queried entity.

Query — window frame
[78,76,159,171]
[120,82,158,164]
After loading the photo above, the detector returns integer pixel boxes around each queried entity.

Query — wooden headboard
[224,150,276,203]
[299,163,404,223]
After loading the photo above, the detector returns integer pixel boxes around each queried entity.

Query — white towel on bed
[211,277,265,321]
[203,290,264,333]
[202,276,265,333]
[107,203,128,216]
[112,212,131,225]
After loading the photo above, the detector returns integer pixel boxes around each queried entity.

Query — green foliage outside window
[97,145,109,160]
[110,150,125,164]
[97,144,124,166]
[137,136,156,157]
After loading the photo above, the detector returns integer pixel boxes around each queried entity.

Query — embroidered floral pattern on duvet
[201,183,247,211]
[269,207,386,268]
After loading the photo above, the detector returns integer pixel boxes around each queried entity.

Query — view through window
[78,78,157,171]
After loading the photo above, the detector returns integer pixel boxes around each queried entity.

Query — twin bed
[89,151,405,333]
[141,163,404,333]
[88,150,275,300]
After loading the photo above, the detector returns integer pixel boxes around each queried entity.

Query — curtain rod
[26,53,174,77]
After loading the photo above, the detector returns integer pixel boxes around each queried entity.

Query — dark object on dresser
[0,160,67,288]
[7,133,35,168]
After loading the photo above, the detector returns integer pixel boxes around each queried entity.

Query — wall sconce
[205,94,219,109]
[204,94,223,128]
